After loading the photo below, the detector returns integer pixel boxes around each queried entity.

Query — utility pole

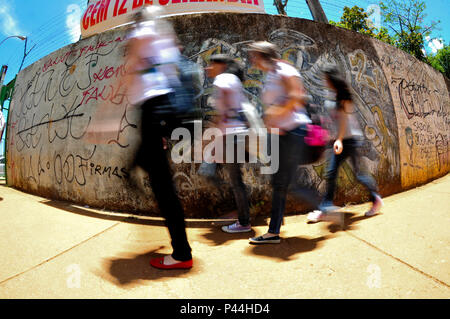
[18,37,36,73]
[0,65,7,88]
[305,0,328,24]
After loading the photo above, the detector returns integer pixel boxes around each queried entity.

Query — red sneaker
[150,257,193,269]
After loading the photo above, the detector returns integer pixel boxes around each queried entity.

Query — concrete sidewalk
[0,175,449,298]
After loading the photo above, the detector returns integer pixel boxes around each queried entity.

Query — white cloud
[66,4,82,43]
[426,36,444,54]
[0,2,25,37]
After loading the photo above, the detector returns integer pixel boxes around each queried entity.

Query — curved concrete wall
[6,13,449,217]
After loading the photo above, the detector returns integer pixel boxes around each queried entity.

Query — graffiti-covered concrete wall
[373,43,449,188]
[6,13,449,217]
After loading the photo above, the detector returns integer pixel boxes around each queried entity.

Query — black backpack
[151,55,202,135]
[171,55,203,121]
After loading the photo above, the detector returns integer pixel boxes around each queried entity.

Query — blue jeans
[322,138,379,205]
[268,125,321,234]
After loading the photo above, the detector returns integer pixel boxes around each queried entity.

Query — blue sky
[1,0,449,154]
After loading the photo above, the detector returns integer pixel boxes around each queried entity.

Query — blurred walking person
[247,41,321,244]
[124,6,193,269]
[307,67,383,223]
[205,54,252,233]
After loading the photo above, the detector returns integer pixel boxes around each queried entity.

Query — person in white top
[124,6,192,270]
[247,41,321,244]
[124,9,180,106]
[307,66,383,223]
[205,54,252,233]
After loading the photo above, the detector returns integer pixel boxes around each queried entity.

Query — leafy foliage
[379,0,439,62]
[329,6,395,46]
[428,44,450,78]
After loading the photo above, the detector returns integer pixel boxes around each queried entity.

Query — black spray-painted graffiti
[14,145,129,187]
[9,33,137,187]
[391,77,448,120]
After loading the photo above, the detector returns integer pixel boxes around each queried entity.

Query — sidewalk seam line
[0,222,121,286]
[346,231,450,289]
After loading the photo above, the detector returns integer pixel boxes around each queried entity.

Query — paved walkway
[0,174,449,298]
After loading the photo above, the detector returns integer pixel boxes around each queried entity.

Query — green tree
[379,0,440,62]
[374,27,395,46]
[428,44,450,78]
[330,6,373,34]
[330,6,394,46]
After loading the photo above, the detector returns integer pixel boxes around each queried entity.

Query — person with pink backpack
[307,66,383,223]
[246,41,322,244]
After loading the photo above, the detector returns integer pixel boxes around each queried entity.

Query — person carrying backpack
[205,54,253,233]
[246,41,321,244]
[124,6,193,269]
[307,66,383,223]
[206,54,255,233]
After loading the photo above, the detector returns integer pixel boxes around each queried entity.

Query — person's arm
[210,86,230,126]
[333,100,353,154]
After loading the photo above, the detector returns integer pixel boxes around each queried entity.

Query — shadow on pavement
[97,246,199,288]
[199,214,272,246]
[201,227,257,246]
[41,199,165,225]
[40,199,255,229]
[326,211,381,233]
[245,235,330,261]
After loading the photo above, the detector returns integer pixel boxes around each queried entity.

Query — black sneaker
[249,235,281,244]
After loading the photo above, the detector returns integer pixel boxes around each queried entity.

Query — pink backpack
[305,124,329,146]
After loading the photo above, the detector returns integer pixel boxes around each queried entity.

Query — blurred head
[322,66,348,92]
[322,66,345,91]
[206,54,244,81]
[322,66,352,107]
[247,41,279,71]
[132,5,174,37]
[133,5,165,24]
[206,54,232,78]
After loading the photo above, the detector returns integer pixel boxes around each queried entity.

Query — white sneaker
[365,195,383,216]
[221,221,252,233]
[307,210,326,223]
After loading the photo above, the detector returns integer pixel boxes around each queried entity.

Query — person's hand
[265,105,287,118]
[267,127,285,135]
[333,139,343,155]
[162,137,168,150]
[264,106,288,128]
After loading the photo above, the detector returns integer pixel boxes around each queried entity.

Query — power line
[19,0,380,70]
[19,1,87,67]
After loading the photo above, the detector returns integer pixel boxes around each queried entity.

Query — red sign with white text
[81,0,265,38]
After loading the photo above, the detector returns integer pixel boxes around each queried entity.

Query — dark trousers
[219,134,250,226]
[268,126,321,234]
[222,161,250,226]
[323,138,379,204]
[134,95,192,261]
